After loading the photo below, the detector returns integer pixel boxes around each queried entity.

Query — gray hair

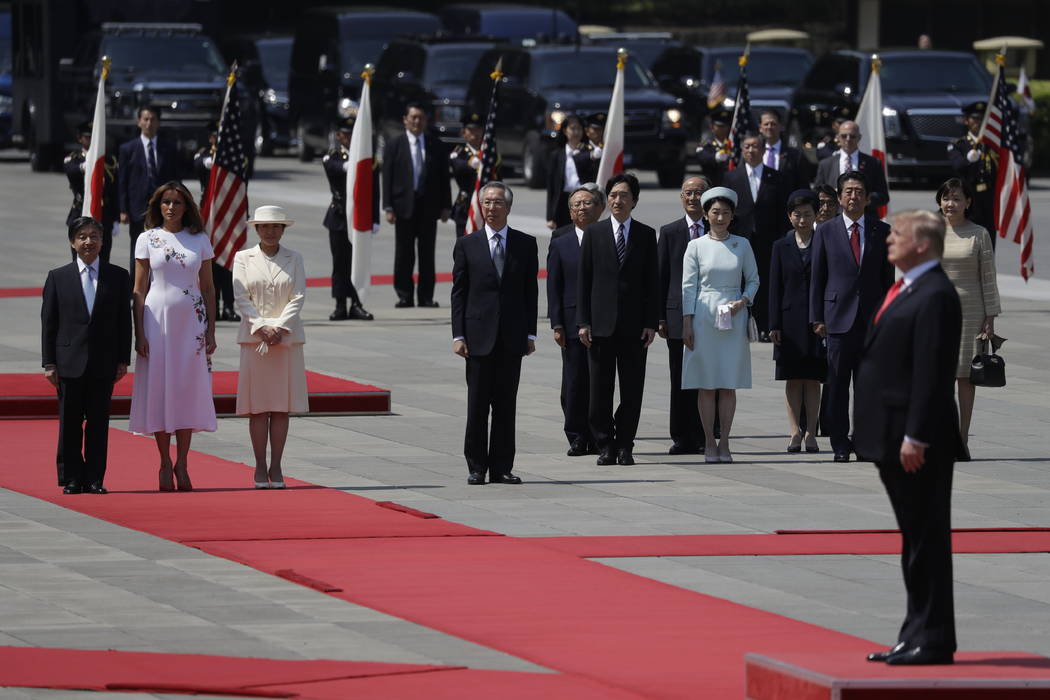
[892,209,946,258]
[571,182,605,209]
[681,174,711,190]
[481,181,513,206]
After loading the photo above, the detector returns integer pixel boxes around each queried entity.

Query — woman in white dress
[681,187,760,463]
[233,206,308,489]
[129,181,217,491]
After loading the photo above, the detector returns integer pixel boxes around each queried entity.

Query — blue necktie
[82,265,96,315]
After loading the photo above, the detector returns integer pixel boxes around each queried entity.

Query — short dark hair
[814,184,837,199]
[605,172,640,201]
[787,192,819,214]
[68,216,102,241]
[137,105,161,120]
[404,102,428,117]
[759,109,782,124]
[144,181,205,233]
[836,170,868,195]
[740,132,764,145]
[702,196,736,214]
[935,177,974,205]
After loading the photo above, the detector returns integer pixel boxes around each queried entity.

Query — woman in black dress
[545,113,598,230]
[768,190,826,453]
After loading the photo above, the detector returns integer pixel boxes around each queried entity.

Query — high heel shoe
[787,434,803,453]
[159,465,175,492]
[718,445,733,463]
[174,465,193,492]
[804,434,820,453]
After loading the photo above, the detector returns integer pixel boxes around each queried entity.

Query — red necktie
[874,279,904,324]
[849,222,861,265]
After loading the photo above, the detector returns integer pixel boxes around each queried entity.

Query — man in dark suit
[577,173,660,466]
[41,216,132,494]
[451,182,538,485]
[810,171,895,462]
[695,108,732,187]
[855,210,963,666]
[814,120,890,214]
[758,109,808,192]
[948,101,998,247]
[383,103,452,308]
[725,133,789,337]
[657,175,709,455]
[548,183,604,456]
[118,106,178,272]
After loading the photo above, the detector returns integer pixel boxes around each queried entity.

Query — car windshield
[339,15,440,72]
[708,51,812,88]
[879,57,991,93]
[425,46,491,87]
[341,39,390,74]
[102,35,227,80]
[535,53,655,90]
[477,10,576,41]
[256,38,291,90]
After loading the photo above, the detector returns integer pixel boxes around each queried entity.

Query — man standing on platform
[383,104,451,308]
[855,210,962,666]
[451,182,537,486]
[948,101,998,248]
[118,106,176,271]
[810,171,894,463]
[577,173,660,467]
[547,183,604,456]
[657,175,710,455]
[695,108,733,187]
[323,119,374,321]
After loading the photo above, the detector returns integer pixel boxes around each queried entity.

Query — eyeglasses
[481,199,507,208]
[569,200,597,209]
[681,190,706,198]
[839,133,860,140]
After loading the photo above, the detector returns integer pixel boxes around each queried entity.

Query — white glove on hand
[715,151,729,162]
[967,149,981,163]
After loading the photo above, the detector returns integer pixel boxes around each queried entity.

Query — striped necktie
[615,223,626,265]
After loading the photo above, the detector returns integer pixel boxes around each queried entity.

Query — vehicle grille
[908,111,965,141]
[624,108,660,137]
[147,91,223,121]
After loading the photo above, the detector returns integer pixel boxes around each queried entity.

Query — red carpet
[526,531,1050,558]
[0,371,390,419]
[0,421,494,542]
[746,650,1050,700]
[0,646,645,699]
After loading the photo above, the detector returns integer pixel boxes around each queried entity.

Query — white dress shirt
[745,163,764,201]
[574,226,585,245]
[840,149,858,174]
[842,212,865,259]
[611,215,632,245]
[563,145,581,192]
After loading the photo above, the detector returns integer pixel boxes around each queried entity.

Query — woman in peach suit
[233,206,308,489]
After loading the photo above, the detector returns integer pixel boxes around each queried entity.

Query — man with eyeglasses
[548,183,604,456]
[451,182,538,485]
[814,121,889,215]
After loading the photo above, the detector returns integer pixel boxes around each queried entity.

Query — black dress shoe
[616,448,635,466]
[395,299,415,308]
[217,307,230,321]
[347,303,374,320]
[758,331,772,343]
[467,472,486,485]
[329,307,349,321]
[596,448,616,466]
[668,442,701,455]
[833,452,850,462]
[84,482,108,494]
[418,300,440,308]
[225,308,241,322]
[885,646,954,666]
[867,641,908,662]
[567,440,592,457]
[491,473,522,484]
[62,482,82,494]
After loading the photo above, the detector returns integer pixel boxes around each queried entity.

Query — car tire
[296,122,315,162]
[522,133,546,189]
[656,161,685,189]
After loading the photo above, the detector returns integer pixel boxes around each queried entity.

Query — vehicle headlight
[882,106,901,138]
[547,109,567,130]
[264,88,279,105]
[338,97,359,119]
[663,108,683,128]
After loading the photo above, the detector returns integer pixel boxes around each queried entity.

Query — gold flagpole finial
[100,55,111,81]
[361,63,375,83]
[226,60,238,88]
[616,47,628,70]
[739,43,751,68]
[871,53,881,73]
[995,49,1007,66]
[490,57,504,81]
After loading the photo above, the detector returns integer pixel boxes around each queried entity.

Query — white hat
[247,205,294,227]
[700,186,738,209]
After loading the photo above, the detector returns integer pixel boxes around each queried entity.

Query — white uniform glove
[966,149,981,163]
[715,151,729,162]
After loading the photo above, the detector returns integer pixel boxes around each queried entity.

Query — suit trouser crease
[394,203,437,303]
[666,338,702,445]
[58,375,113,486]
[588,334,647,450]
[825,320,865,453]
[560,338,591,444]
[328,227,362,305]
[212,261,235,310]
[464,345,521,475]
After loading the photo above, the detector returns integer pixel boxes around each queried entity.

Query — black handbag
[969,335,1006,388]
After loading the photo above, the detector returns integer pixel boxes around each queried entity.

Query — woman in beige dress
[233,206,308,488]
[936,178,1000,452]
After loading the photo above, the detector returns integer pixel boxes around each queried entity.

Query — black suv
[222,35,294,156]
[439,4,578,44]
[373,37,503,143]
[790,50,995,179]
[289,8,441,161]
[651,45,813,135]
[463,45,687,188]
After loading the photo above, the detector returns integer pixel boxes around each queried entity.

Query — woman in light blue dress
[681,187,759,463]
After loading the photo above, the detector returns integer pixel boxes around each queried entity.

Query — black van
[289,8,441,161]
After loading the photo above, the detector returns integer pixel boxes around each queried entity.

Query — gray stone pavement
[1,155,1049,696]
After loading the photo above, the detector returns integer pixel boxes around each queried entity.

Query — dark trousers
[57,374,114,487]
[878,456,957,651]
[394,202,438,304]
[328,226,363,306]
[464,343,522,476]
[454,215,468,238]
[552,191,571,228]
[588,332,648,450]
[560,337,591,445]
[825,319,866,454]
[666,338,702,447]
[213,261,235,311]
[750,237,773,333]
[128,219,145,273]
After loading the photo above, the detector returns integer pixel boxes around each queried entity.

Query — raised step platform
[0,371,390,418]
[745,651,1050,699]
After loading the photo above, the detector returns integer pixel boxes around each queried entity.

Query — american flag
[706,62,726,109]
[728,52,755,171]
[467,58,502,233]
[201,69,249,269]
[980,58,1034,280]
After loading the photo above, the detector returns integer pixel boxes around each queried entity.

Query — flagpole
[468,57,503,233]
[82,55,110,220]
[975,48,1006,144]
[727,43,750,169]
[596,48,626,188]
[349,63,375,301]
